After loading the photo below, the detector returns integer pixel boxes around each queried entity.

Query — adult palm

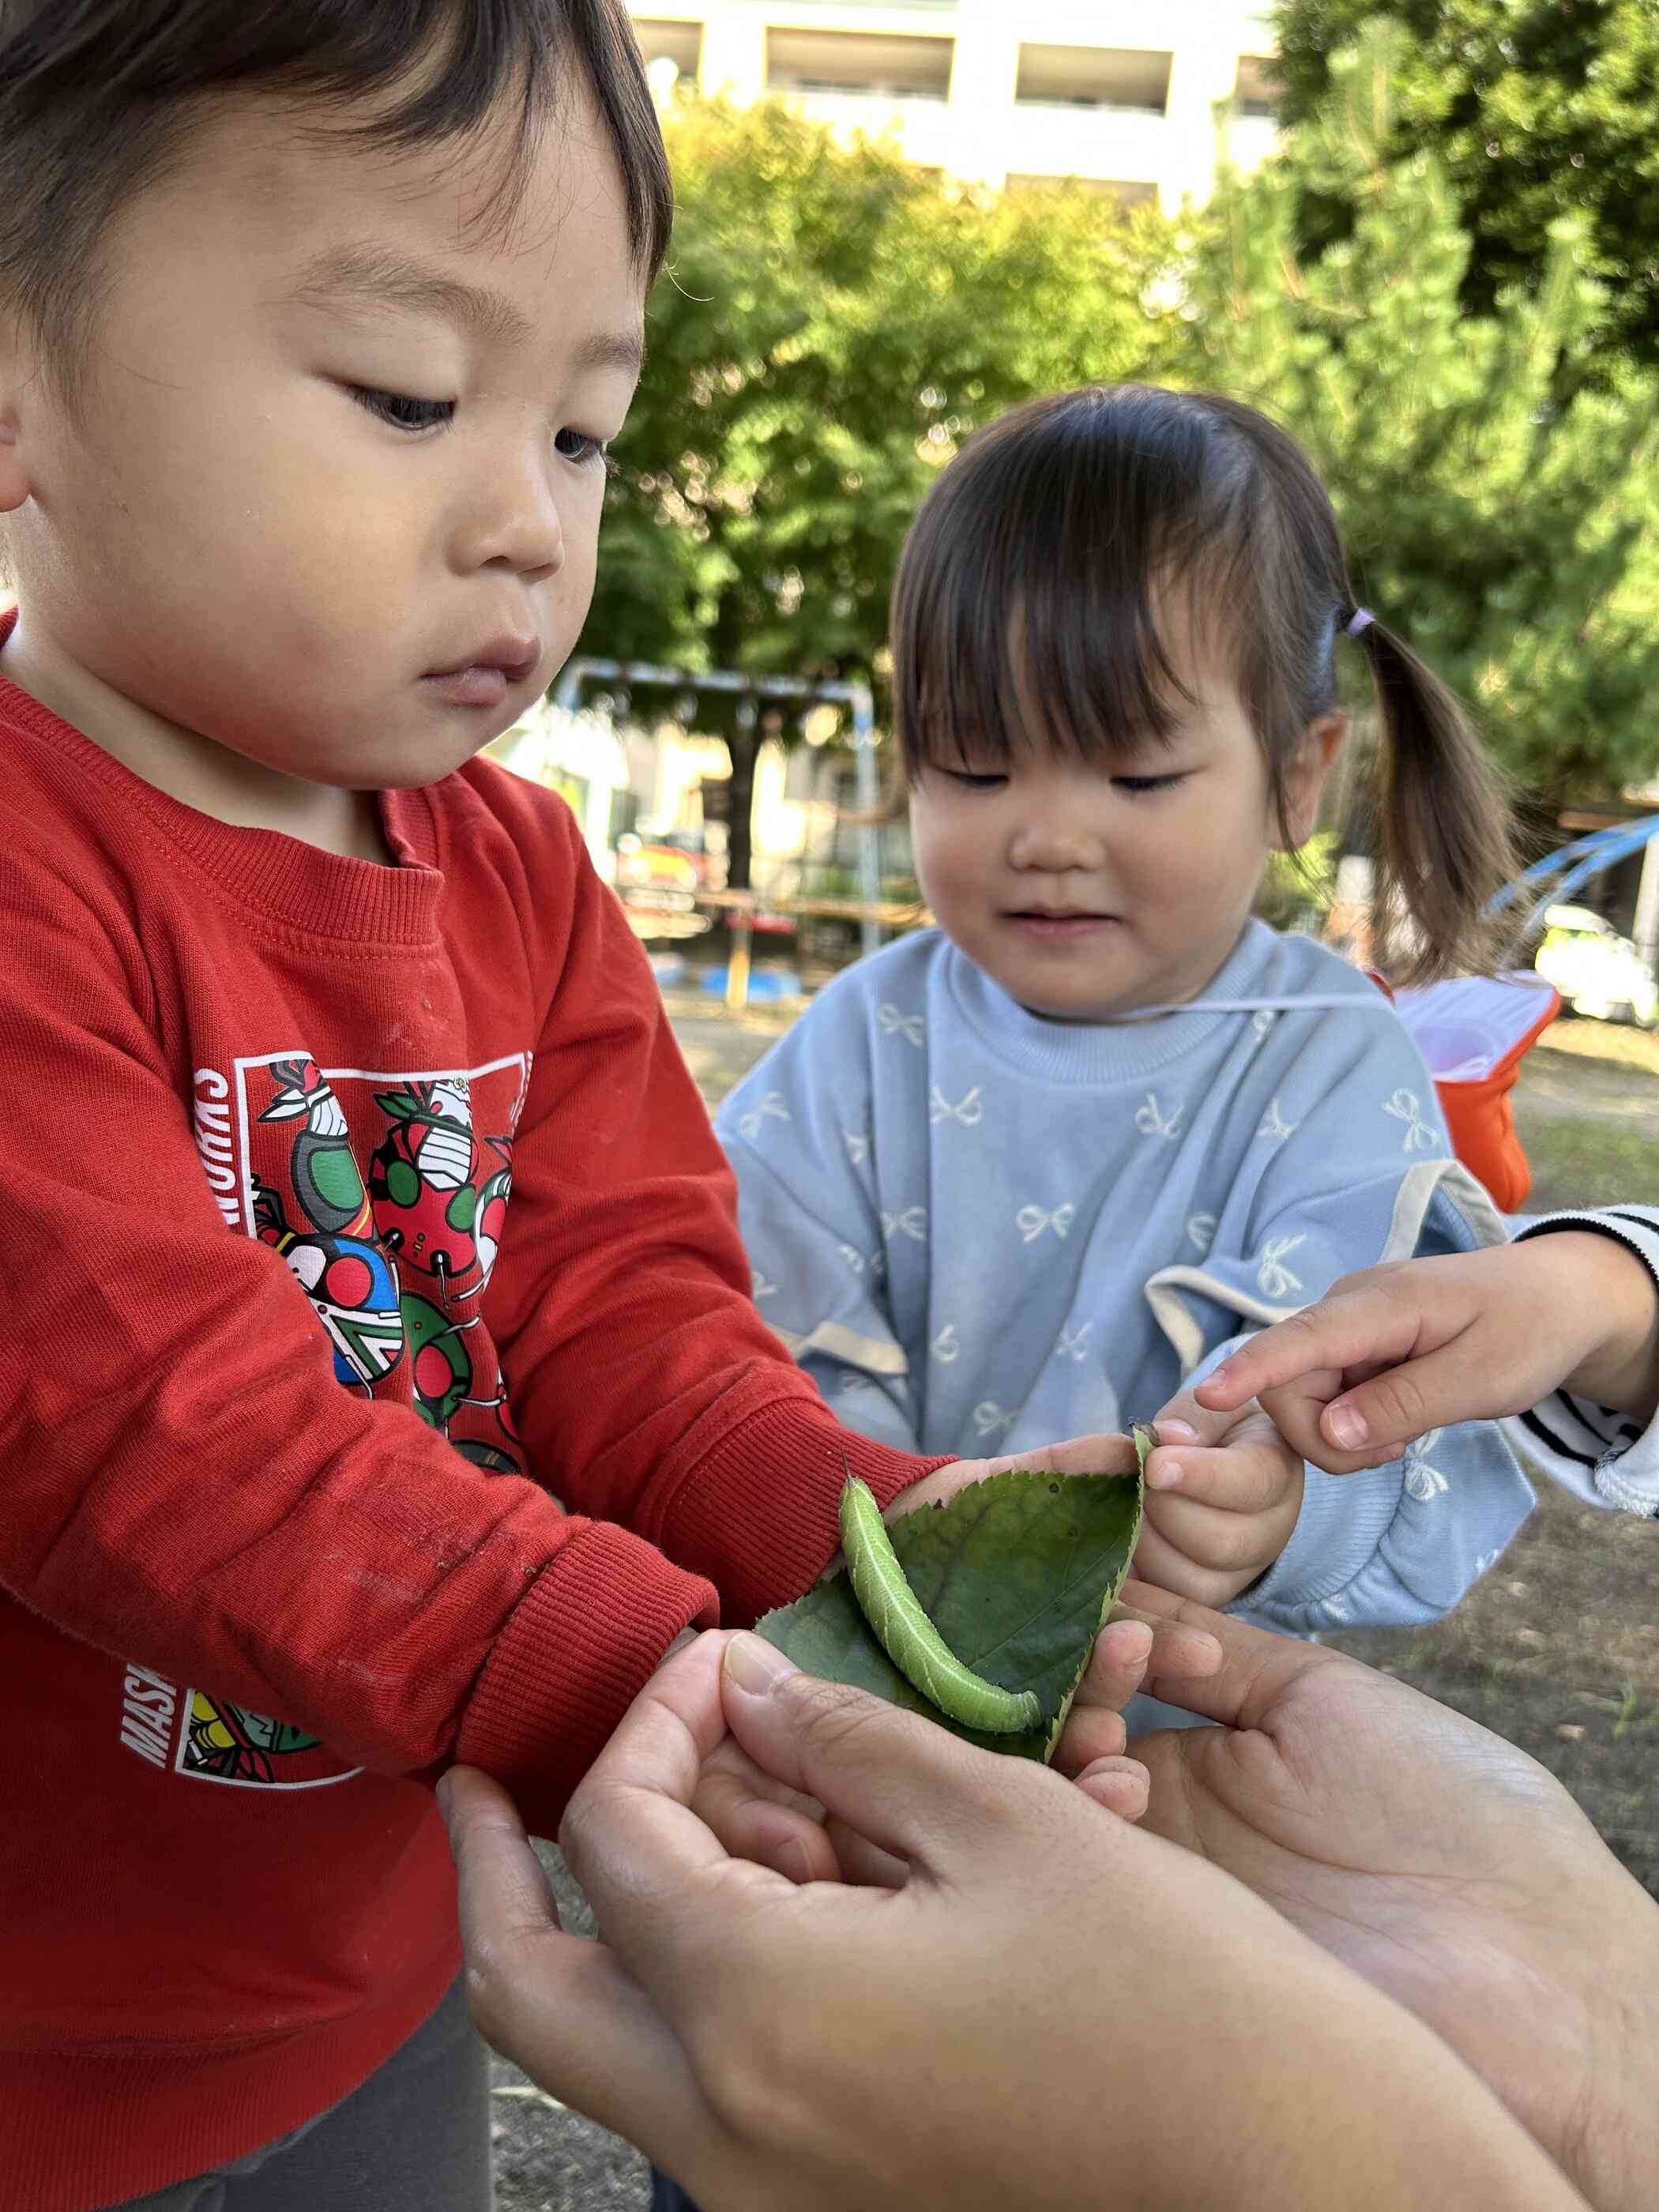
[1126,1590,1658,2212]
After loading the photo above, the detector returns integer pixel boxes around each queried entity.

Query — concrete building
[626,0,1281,211]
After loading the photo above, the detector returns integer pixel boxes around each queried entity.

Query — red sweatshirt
[0,626,941,2211]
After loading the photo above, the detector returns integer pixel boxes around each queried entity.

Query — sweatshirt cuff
[1235,1461,1402,1623]
[1513,1209,1659,1513]
[457,1518,717,1839]
[663,1390,951,1624]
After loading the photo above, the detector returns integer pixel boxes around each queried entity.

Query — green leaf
[757,1434,1149,1763]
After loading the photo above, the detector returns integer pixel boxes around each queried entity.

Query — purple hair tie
[1345,606,1376,638]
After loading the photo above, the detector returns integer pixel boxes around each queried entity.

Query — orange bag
[1372,974,1561,1213]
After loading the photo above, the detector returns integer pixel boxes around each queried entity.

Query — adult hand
[1184,1235,1659,1474]
[441,1635,1586,2212]
[1126,1584,1659,2212]
[690,1574,1222,1881]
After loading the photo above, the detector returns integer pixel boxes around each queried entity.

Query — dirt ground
[489,999,1659,2207]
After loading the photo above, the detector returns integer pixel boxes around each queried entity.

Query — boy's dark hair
[0,0,672,401]
[890,383,1516,985]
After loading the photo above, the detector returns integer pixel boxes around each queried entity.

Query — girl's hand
[1130,1405,1304,1607]
[1188,1236,1659,1475]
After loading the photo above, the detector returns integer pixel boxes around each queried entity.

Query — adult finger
[1000,1428,1140,1480]
[718,1632,1070,1877]
[1108,1582,1225,1677]
[1071,1616,1153,1712]
[690,1740,843,1886]
[555,1631,782,1997]
[1048,1703,1128,1774]
[1073,1755,1151,1822]
[1113,1586,1349,1734]
[439,1767,700,2155]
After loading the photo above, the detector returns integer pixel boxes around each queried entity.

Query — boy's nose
[455,451,566,581]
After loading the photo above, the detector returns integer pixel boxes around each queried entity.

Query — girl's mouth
[1004,911,1120,939]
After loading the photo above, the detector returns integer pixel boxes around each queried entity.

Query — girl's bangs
[893,389,1252,775]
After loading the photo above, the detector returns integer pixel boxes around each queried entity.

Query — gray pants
[107,1976,492,2212]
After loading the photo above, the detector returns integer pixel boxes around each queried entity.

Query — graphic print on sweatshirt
[120,1048,531,1788]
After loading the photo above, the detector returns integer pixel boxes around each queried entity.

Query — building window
[632,17,703,83]
[1233,55,1281,119]
[1014,45,1172,115]
[766,28,954,101]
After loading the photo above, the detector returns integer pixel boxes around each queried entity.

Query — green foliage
[1273,0,1659,374]
[1258,830,1340,933]
[757,1462,1144,1763]
[589,95,1177,698]
[1189,24,1659,809]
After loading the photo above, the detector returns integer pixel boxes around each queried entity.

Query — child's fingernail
[724,1632,798,1694]
[1157,1418,1198,1443]
[1146,1457,1184,1490]
[1198,1362,1231,1393]
[1327,1404,1369,1450]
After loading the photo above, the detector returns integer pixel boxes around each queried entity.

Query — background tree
[1273,0,1659,378]
[1188,24,1659,818]
[586,96,1176,886]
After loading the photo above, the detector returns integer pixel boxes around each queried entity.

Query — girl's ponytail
[1345,608,1519,987]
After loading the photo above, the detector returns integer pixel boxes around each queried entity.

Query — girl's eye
[1113,773,1187,795]
[349,386,455,433]
[942,769,1008,792]
[555,427,610,468]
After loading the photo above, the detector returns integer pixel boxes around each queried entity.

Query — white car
[1533,903,1659,1026]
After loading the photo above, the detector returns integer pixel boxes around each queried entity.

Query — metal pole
[851,687,882,961]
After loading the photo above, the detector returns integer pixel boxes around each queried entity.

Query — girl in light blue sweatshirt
[718,385,1614,1645]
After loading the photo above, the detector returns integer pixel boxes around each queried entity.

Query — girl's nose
[1008,814,1104,872]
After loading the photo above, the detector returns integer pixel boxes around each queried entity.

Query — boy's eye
[941,769,1008,792]
[349,386,455,433]
[554,427,611,468]
[1113,773,1187,795]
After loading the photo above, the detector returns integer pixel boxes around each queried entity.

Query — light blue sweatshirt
[717,920,1537,1638]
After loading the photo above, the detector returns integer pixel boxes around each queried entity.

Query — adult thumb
[720,1633,1057,1874]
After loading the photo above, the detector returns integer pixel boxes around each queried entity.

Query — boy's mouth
[422,637,541,710]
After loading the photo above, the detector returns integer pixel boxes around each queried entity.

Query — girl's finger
[1144,1435,1298,1511]
[1130,1520,1238,1608]
[1143,1491,1281,1574]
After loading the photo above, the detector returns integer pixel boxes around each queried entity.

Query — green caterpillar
[837,1475,1043,1733]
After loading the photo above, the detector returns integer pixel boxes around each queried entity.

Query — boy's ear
[1275,712,1345,851]
[0,311,35,514]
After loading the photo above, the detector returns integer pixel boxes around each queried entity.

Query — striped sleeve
[1508,1207,1659,1514]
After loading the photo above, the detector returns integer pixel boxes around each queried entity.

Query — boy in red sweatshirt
[0,6,1206,2206]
